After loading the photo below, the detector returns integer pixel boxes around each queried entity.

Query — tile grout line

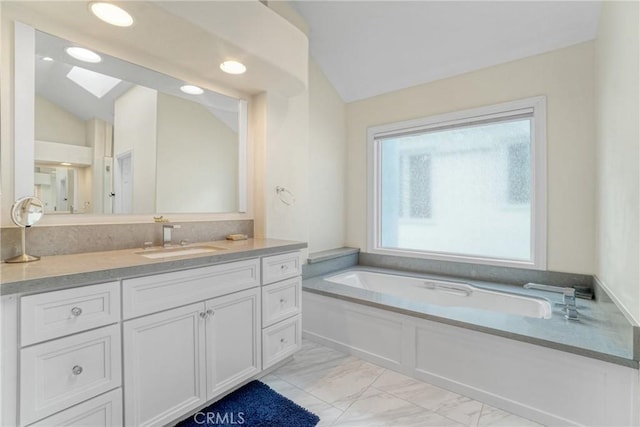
[368,371,484,427]
[268,373,343,409]
[329,367,391,426]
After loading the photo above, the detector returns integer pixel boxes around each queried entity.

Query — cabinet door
[205,287,261,400]
[123,303,206,427]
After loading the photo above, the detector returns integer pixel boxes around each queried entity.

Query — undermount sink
[135,245,227,259]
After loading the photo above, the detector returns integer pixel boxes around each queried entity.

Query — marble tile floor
[263,339,545,427]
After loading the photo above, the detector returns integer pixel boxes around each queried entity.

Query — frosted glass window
[377,116,534,262]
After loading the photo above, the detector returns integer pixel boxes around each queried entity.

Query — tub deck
[303,266,636,368]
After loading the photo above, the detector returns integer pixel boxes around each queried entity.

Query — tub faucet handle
[523,283,578,321]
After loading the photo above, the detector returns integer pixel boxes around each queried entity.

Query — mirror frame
[13,22,249,220]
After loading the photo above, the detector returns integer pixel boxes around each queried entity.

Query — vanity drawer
[262,277,301,327]
[262,315,301,369]
[122,258,259,319]
[21,282,120,347]
[28,388,123,427]
[262,252,301,285]
[20,325,122,426]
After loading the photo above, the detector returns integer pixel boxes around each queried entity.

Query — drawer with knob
[21,281,120,346]
[20,324,122,426]
[262,277,301,327]
[27,388,123,427]
[262,315,301,369]
[261,252,301,285]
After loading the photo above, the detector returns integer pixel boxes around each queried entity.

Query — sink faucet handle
[142,241,153,250]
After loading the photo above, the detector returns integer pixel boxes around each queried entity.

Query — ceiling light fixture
[65,47,102,63]
[60,162,72,166]
[42,56,54,62]
[90,2,134,27]
[180,85,204,95]
[220,60,246,75]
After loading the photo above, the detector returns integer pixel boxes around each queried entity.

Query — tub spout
[523,283,578,321]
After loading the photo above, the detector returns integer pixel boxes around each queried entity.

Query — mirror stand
[4,196,44,263]
[5,227,40,263]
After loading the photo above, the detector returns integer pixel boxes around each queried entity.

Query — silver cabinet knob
[281,264,288,271]
[72,365,83,376]
[280,338,286,344]
[199,312,208,319]
[206,309,215,316]
[70,307,82,317]
[279,298,286,304]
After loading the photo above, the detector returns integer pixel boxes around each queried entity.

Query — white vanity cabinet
[261,252,302,369]
[122,264,262,427]
[2,247,304,427]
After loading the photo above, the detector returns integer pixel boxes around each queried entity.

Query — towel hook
[276,186,296,206]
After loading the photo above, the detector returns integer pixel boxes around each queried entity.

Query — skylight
[66,66,122,98]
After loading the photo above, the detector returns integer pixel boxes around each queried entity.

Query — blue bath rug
[174,380,320,427]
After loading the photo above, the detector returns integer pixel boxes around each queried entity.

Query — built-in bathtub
[302,266,638,427]
[325,270,552,319]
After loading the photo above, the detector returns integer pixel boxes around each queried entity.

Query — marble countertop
[1,238,306,296]
[303,266,637,368]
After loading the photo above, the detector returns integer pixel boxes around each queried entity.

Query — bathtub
[302,267,638,426]
[325,270,552,319]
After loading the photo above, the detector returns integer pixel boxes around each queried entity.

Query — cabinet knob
[280,264,288,271]
[70,307,83,317]
[199,312,208,319]
[72,365,83,376]
[280,338,286,344]
[206,309,215,316]
[279,298,286,304]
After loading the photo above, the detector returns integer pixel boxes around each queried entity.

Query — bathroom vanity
[0,239,305,427]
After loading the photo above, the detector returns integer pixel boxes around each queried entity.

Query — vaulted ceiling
[292,1,602,102]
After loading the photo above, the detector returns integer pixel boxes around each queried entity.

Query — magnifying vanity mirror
[30,29,247,216]
[6,197,44,263]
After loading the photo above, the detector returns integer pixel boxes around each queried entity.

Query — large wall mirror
[29,29,247,215]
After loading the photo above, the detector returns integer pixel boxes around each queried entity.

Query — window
[368,97,547,269]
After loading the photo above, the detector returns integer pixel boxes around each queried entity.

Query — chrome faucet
[162,224,181,248]
[523,283,578,320]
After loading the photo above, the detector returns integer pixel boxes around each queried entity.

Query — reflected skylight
[66,66,122,98]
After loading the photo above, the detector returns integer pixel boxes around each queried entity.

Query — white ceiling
[292,1,602,102]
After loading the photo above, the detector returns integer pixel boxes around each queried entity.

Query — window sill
[370,247,544,271]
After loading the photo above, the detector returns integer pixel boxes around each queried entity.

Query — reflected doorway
[115,150,133,213]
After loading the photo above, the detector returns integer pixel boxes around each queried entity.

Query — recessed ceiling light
[220,60,246,75]
[90,2,134,27]
[180,85,204,95]
[60,162,72,166]
[42,56,54,62]
[66,47,102,63]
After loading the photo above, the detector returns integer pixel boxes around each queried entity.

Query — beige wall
[113,85,157,213]
[156,92,238,213]
[308,60,347,253]
[346,42,596,274]
[259,90,310,260]
[35,96,86,146]
[595,1,640,323]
